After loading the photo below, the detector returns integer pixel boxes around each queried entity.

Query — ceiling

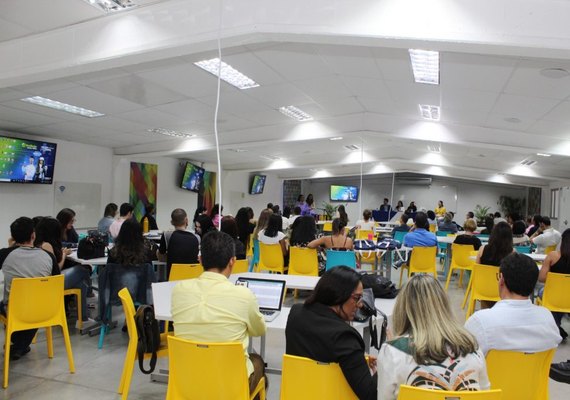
[1,1,570,187]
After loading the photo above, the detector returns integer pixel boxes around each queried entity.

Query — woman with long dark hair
[235,207,256,249]
[307,218,353,250]
[336,205,348,225]
[258,213,288,262]
[476,221,513,266]
[195,214,216,239]
[108,219,153,266]
[289,216,317,247]
[210,204,222,227]
[56,208,79,244]
[286,266,377,400]
[220,215,246,260]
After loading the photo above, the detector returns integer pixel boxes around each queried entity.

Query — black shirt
[285,303,377,400]
[551,256,570,274]
[158,230,200,268]
[453,234,482,251]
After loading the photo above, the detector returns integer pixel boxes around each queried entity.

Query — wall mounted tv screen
[180,162,205,192]
[0,135,57,184]
[250,175,266,195]
[330,185,358,202]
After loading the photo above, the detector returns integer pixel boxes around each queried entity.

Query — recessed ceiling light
[259,155,280,161]
[427,143,441,153]
[83,0,136,13]
[504,117,521,123]
[520,159,536,166]
[409,49,440,85]
[419,104,440,121]
[227,148,249,153]
[329,136,344,141]
[536,152,551,157]
[194,58,259,89]
[540,68,570,79]
[147,128,195,139]
[21,96,104,118]
[344,145,360,151]
[279,106,313,121]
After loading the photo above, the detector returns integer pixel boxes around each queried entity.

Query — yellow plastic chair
[258,243,287,274]
[536,272,570,313]
[429,224,437,233]
[288,247,319,297]
[323,222,333,232]
[117,288,168,400]
[64,288,82,329]
[280,354,359,400]
[3,275,75,388]
[232,259,250,274]
[544,244,556,254]
[464,264,500,320]
[486,349,555,400]
[397,385,502,399]
[356,229,374,240]
[166,336,265,400]
[168,263,203,281]
[399,246,437,288]
[444,244,475,290]
[246,235,254,258]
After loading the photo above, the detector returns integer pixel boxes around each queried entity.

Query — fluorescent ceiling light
[260,155,280,161]
[536,153,551,157]
[344,144,360,151]
[409,49,440,85]
[83,0,136,12]
[419,104,440,121]
[194,58,259,89]
[520,159,537,166]
[147,128,195,139]
[427,143,441,153]
[228,148,249,153]
[21,96,104,118]
[329,136,344,141]
[279,106,313,122]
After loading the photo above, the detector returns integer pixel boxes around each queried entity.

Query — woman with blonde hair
[378,274,489,399]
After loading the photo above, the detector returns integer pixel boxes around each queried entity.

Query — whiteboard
[54,181,101,228]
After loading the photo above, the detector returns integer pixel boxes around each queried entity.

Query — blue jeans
[62,265,91,321]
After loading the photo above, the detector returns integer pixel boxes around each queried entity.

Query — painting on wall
[129,162,158,222]
[198,170,217,214]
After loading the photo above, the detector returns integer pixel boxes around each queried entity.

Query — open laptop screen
[237,278,286,311]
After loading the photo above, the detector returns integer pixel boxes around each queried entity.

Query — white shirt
[355,219,375,231]
[465,299,561,356]
[289,215,300,225]
[532,227,561,254]
[257,229,286,245]
[281,216,290,230]
[109,217,127,239]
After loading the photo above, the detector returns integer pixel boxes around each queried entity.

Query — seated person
[355,209,375,231]
[286,266,377,400]
[405,201,417,215]
[288,206,302,226]
[434,200,446,218]
[512,220,531,246]
[465,253,561,355]
[396,212,437,269]
[480,216,494,235]
[289,216,317,247]
[235,207,256,250]
[454,218,482,250]
[56,208,79,245]
[171,230,267,397]
[308,218,354,251]
[379,274,489,399]
[140,203,158,231]
[109,203,134,240]
[97,203,117,236]
[258,214,289,264]
[437,212,458,233]
[220,215,246,260]
[426,210,437,230]
[194,214,216,239]
[158,208,200,274]
[391,214,410,237]
[530,216,561,254]
[108,219,155,266]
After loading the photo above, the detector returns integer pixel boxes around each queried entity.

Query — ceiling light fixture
[419,104,440,121]
[279,105,313,121]
[329,136,344,141]
[344,145,360,151]
[147,128,195,139]
[536,153,551,157]
[427,143,441,153]
[83,0,136,13]
[259,155,281,161]
[227,148,249,153]
[194,58,259,89]
[520,159,537,166]
[409,49,440,85]
[21,96,104,118]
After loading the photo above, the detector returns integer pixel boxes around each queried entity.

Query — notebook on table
[235,277,287,322]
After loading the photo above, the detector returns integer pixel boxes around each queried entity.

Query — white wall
[0,135,113,245]
[221,170,284,217]
[303,175,530,224]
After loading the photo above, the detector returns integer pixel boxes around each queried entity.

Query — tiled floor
[1,266,569,399]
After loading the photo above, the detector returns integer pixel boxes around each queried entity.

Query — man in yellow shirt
[171,230,267,396]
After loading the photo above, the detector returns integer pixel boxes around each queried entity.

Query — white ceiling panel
[155,99,216,123]
[442,88,499,113]
[199,92,274,118]
[357,96,408,116]
[221,52,286,86]
[13,78,80,96]
[0,17,29,43]
[0,104,63,126]
[526,120,570,140]
[503,59,570,100]
[540,100,570,123]
[244,83,313,109]
[372,47,413,82]
[314,97,365,117]
[294,76,353,103]
[117,107,186,128]
[384,81,441,107]
[442,53,517,91]
[1,98,92,122]
[80,116,149,133]
[491,94,559,120]
[318,44,382,79]
[0,88,31,102]
[484,114,534,132]
[341,76,391,99]
[440,109,488,127]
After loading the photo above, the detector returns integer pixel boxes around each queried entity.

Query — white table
[468,253,546,262]
[68,251,108,266]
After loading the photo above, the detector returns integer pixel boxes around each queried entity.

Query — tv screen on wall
[0,134,57,184]
[180,162,205,192]
[250,175,266,195]
[330,185,358,202]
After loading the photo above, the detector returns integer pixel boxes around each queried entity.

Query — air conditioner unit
[396,177,433,186]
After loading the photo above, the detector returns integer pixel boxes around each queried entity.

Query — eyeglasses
[351,293,363,303]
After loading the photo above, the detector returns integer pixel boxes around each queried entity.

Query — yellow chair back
[399,246,438,287]
[429,224,437,233]
[323,222,333,232]
[356,229,374,240]
[539,272,570,313]
[486,349,555,400]
[544,245,557,254]
[288,247,319,276]
[444,244,475,291]
[246,235,254,257]
[397,385,502,399]
[232,259,249,274]
[280,354,359,400]
[166,336,265,400]
[169,263,203,281]
[4,275,75,388]
[465,264,500,319]
[258,243,286,273]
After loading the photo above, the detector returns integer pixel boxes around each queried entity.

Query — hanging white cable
[359,134,363,219]
[213,0,224,230]
[390,172,395,215]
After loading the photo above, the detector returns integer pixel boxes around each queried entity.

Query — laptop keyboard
[260,310,275,316]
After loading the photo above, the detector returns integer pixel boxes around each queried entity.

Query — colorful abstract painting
[198,170,217,214]
[129,162,158,222]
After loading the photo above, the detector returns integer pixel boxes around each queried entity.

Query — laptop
[236,277,287,322]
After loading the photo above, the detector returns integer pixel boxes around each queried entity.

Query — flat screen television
[250,175,266,195]
[180,162,205,192]
[0,134,57,184]
[330,185,358,202]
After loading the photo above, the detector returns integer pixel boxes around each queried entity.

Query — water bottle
[143,217,149,233]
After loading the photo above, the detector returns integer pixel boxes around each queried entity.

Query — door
[558,187,570,232]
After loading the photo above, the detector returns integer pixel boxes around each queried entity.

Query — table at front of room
[152,272,395,375]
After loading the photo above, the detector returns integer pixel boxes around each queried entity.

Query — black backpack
[360,273,399,299]
[134,305,161,374]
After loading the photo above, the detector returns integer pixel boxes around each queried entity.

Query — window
[550,188,560,219]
